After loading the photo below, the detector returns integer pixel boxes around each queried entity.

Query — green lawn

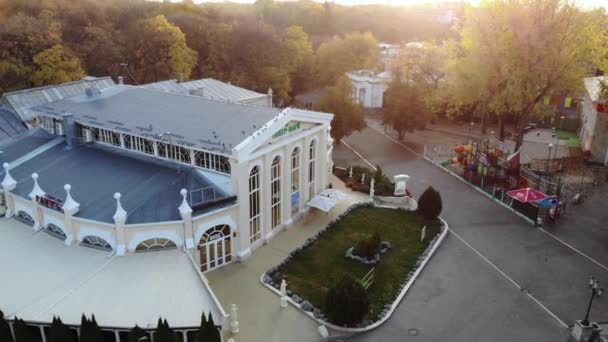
[274,206,441,322]
[557,130,581,148]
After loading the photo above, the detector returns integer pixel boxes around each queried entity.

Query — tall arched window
[249,166,261,243]
[308,140,317,201]
[271,156,281,229]
[291,147,300,215]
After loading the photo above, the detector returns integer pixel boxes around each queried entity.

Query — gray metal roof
[0,107,26,142]
[8,142,233,224]
[141,80,188,94]
[179,78,268,103]
[141,78,269,104]
[0,128,55,165]
[1,76,116,122]
[33,85,282,154]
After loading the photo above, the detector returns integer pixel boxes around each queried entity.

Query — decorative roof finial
[29,173,45,200]
[178,188,192,214]
[1,163,16,190]
[113,192,127,221]
[62,184,80,212]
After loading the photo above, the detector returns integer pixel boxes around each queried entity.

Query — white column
[61,184,80,246]
[233,160,252,260]
[263,154,273,242]
[319,130,329,190]
[282,145,293,226]
[302,138,310,207]
[178,189,195,250]
[112,193,127,255]
[1,163,17,217]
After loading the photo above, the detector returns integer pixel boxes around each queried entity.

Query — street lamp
[582,276,604,326]
[467,121,475,144]
[553,116,565,160]
[545,143,553,174]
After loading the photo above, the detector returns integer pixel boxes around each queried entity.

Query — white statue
[421,225,427,242]
[361,173,366,184]
[230,304,240,334]
[280,279,288,308]
[349,167,353,179]
[370,177,375,198]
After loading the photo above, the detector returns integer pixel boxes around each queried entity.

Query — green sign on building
[272,122,301,139]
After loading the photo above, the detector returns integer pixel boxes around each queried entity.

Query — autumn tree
[282,25,314,95]
[30,44,84,86]
[448,0,606,148]
[126,15,197,83]
[314,32,379,86]
[315,76,365,143]
[382,77,431,140]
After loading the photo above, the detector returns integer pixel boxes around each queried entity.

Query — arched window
[291,147,300,215]
[44,223,66,241]
[81,236,112,251]
[308,140,317,201]
[15,211,34,226]
[135,238,177,252]
[271,156,281,229]
[249,166,261,243]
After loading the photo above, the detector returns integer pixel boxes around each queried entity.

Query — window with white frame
[271,156,281,229]
[93,127,121,146]
[123,134,154,155]
[158,143,191,164]
[249,166,261,243]
[308,140,316,201]
[39,116,63,135]
[291,147,300,214]
[194,150,231,174]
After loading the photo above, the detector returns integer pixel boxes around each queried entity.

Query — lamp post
[553,116,565,160]
[545,143,553,174]
[582,276,604,326]
[467,121,475,144]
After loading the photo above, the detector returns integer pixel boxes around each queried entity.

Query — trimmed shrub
[0,310,13,342]
[80,315,103,342]
[127,325,148,342]
[353,231,382,259]
[197,312,220,342]
[49,317,74,342]
[417,186,442,220]
[325,276,369,326]
[13,317,34,342]
[155,318,177,342]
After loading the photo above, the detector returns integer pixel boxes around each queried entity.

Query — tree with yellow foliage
[30,44,84,86]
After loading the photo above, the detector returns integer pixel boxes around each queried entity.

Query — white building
[1,84,334,275]
[346,70,391,109]
[580,76,608,165]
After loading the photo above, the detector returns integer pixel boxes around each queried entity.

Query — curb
[259,213,449,334]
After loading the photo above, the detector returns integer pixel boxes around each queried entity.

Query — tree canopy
[442,0,607,148]
[382,77,431,140]
[315,76,366,143]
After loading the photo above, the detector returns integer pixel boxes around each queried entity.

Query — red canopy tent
[506,188,548,203]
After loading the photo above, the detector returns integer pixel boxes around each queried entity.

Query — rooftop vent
[85,87,101,97]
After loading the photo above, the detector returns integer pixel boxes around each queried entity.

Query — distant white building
[346,42,427,109]
[346,70,391,109]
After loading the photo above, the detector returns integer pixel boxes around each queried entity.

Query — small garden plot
[267,205,441,325]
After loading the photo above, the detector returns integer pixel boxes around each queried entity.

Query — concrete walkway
[206,176,368,342]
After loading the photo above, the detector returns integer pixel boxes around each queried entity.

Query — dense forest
[0,0,459,103]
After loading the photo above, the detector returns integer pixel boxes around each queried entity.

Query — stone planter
[571,320,602,342]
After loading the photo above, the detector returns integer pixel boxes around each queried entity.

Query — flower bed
[344,241,391,265]
[263,203,442,327]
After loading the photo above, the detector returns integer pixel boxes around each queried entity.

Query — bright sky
[192,0,608,9]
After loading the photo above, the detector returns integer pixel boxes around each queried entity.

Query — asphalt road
[333,126,608,342]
